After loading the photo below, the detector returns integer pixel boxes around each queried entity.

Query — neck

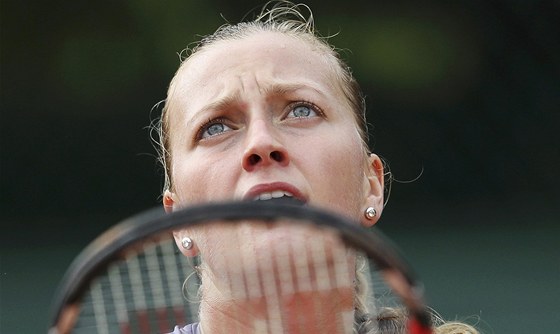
[198,286,355,333]
[194,224,359,333]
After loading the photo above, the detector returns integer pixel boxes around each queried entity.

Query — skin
[162,31,385,333]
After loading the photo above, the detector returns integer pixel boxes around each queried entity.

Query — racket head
[49,201,432,334]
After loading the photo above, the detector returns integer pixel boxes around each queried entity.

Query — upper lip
[243,182,307,202]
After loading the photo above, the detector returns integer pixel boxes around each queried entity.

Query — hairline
[159,16,369,193]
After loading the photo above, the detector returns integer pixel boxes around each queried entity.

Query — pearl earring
[181,237,193,250]
[364,207,377,220]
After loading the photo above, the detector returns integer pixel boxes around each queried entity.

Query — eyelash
[196,117,231,141]
[194,101,325,141]
[286,101,325,118]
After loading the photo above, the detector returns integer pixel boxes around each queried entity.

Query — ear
[172,230,200,257]
[361,153,385,227]
[163,190,176,213]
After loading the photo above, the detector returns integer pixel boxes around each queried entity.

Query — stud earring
[364,207,377,220]
[181,237,193,250]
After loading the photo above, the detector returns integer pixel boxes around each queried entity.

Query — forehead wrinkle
[179,53,334,132]
[189,80,326,122]
[186,91,243,127]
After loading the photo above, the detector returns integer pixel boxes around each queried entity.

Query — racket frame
[49,201,432,334]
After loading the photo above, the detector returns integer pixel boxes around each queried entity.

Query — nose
[242,119,289,171]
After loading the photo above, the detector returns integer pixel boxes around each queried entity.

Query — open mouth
[252,191,305,206]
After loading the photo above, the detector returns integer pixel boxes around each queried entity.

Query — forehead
[167,31,342,113]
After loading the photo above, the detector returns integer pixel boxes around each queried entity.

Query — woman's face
[163,31,384,326]
[165,31,382,222]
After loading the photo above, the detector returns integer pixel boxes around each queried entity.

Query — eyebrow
[188,82,327,126]
[198,92,243,115]
[264,82,313,95]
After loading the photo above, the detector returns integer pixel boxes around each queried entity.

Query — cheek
[307,131,367,218]
[171,151,238,205]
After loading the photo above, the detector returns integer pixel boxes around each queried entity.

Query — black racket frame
[49,201,432,333]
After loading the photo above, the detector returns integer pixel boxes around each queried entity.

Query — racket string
[74,240,196,333]
[64,215,428,334]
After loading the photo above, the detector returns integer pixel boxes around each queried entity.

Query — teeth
[254,191,294,201]
[259,193,272,200]
[271,190,285,198]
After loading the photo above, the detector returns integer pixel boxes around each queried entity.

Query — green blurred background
[1,0,559,333]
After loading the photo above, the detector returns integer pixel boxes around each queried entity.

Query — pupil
[208,123,224,135]
[293,106,310,117]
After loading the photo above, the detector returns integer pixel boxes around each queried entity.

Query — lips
[244,182,307,204]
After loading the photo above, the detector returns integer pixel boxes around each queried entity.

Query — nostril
[248,154,261,166]
[243,150,287,170]
[270,151,284,162]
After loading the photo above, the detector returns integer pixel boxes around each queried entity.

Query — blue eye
[199,120,232,139]
[287,104,318,118]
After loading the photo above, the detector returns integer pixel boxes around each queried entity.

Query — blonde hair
[156,2,479,333]
[436,322,480,334]
[375,307,480,334]
[155,0,368,193]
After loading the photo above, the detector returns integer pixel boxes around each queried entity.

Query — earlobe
[173,231,199,257]
[166,192,199,257]
[163,190,175,213]
[361,153,385,227]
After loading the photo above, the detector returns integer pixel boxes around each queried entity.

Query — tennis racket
[49,201,433,334]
